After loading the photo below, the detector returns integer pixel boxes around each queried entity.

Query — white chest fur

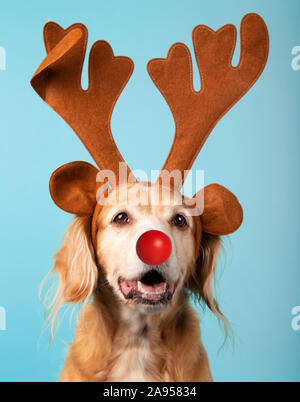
[109,337,150,381]
[108,309,154,382]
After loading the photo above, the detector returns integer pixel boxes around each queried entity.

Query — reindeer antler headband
[31,13,269,247]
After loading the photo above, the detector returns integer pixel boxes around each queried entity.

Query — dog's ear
[188,184,240,333]
[187,232,228,327]
[194,184,243,236]
[49,161,99,216]
[51,216,98,306]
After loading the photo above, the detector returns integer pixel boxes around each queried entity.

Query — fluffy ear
[49,161,99,215]
[195,184,243,235]
[186,233,229,333]
[51,216,98,306]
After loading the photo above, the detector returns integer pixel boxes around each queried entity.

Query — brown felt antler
[148,13,269,189]
[31,22,135,215]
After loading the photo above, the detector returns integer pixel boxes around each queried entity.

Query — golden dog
[49,182,223,381]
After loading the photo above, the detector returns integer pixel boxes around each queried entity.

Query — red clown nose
[136,230,172,266]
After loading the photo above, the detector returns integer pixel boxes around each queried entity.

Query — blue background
[0,0,299,381]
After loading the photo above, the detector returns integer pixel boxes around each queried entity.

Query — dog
[47,181,224,381]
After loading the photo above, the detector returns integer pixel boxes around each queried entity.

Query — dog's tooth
[137,280,143,293]
[137,280,148,294]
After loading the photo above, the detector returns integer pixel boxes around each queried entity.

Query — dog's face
[95,182,197,314]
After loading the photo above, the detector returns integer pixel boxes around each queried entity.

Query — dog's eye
[172,214,187,228]
[113,212,130,225]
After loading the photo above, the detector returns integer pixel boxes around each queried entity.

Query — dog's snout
[136,230,172,266]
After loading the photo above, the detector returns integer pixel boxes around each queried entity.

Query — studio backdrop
[0,0,299,382]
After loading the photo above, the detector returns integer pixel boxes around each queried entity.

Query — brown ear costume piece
[196,184,243,236]
[148,13,269,189]
[50,161,99,216]
[31,22,135,181]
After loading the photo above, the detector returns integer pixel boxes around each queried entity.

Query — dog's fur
[46,182,225,381]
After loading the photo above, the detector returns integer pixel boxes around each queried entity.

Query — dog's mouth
[118,269,176,305]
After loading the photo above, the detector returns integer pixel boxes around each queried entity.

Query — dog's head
[95,182,196,314]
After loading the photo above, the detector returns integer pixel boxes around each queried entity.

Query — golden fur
[45,183,225,382]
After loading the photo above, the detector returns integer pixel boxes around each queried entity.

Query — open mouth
[119,269,176,305]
